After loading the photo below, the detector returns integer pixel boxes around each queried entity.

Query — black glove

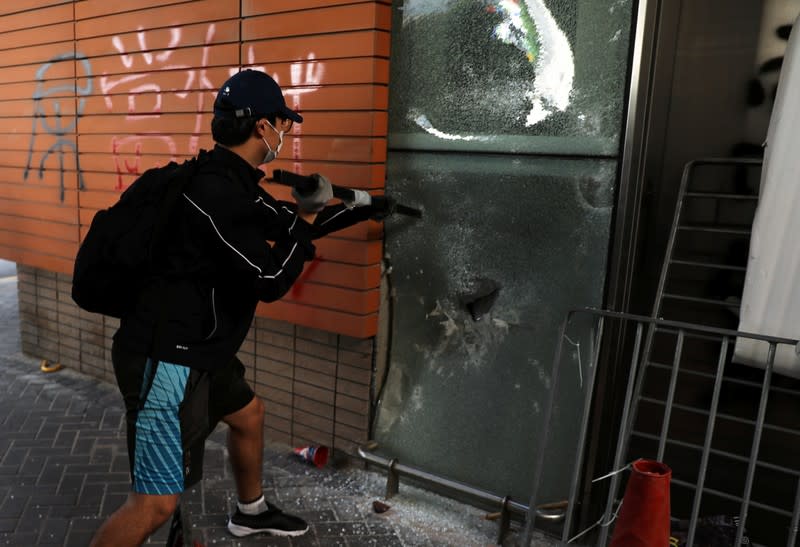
[370,195,397,220]
[292,173,333,213]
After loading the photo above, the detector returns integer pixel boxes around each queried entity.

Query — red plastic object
[610,459,672,547]
[293,445,329,468]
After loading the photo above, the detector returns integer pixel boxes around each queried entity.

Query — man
[90,69,381,546]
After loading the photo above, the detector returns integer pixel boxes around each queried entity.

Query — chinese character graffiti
[101,24,216,188]
[25,52,93,201]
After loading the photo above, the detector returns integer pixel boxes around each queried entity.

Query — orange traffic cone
[610,459,672,547]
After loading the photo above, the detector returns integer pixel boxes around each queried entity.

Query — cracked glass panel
[388,0,634,156]
[374,152,616,502]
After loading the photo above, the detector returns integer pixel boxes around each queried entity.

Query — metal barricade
[522,308,800,546]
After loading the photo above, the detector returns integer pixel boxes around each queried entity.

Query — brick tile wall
[0,1,389,341]
[17,264,375,455]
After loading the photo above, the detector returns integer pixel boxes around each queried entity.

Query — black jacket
[113,145,374,370]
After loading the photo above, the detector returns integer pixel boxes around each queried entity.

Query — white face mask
[261,121,284,164]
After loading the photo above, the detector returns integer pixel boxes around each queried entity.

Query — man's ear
[254,119,267,138]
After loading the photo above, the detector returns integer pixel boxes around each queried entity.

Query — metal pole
[358,447,535,517]
[578,308,796,346]
[652,160,697,319]
[596,321,645,546]
[787,475,800,547]
[657,329,684,461]
[521,313,585,545]
[686,336,729,547]
[557,317,607,544]
[734,342,776,546]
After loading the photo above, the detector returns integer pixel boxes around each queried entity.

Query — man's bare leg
[90,492,179,547]
[221,395,309,537]
[223,395,265,501]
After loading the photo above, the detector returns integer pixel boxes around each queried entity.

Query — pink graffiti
[229,45,266,76]
[103,24,217,180]
[231,52,324,173]
[113,28,181,69]
[279,54,324,173]
[102,26,325,188]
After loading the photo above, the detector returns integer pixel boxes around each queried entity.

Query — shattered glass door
[375,0,635,503]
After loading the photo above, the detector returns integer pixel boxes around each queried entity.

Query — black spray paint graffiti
[25,52,93,201]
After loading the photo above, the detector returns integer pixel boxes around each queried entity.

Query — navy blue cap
[213,69,303,123]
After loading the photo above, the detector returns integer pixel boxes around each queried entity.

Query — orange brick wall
[0,0,390,338]
[4,1,391,454]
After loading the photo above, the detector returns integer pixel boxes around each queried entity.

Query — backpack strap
[146,153,206,358]
[149,155,205,266]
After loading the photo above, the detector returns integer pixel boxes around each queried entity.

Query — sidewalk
[0,263,554,546]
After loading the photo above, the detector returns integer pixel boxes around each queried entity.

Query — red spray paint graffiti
[291,255,323,298]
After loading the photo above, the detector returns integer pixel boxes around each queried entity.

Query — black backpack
[71,152,206,318]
